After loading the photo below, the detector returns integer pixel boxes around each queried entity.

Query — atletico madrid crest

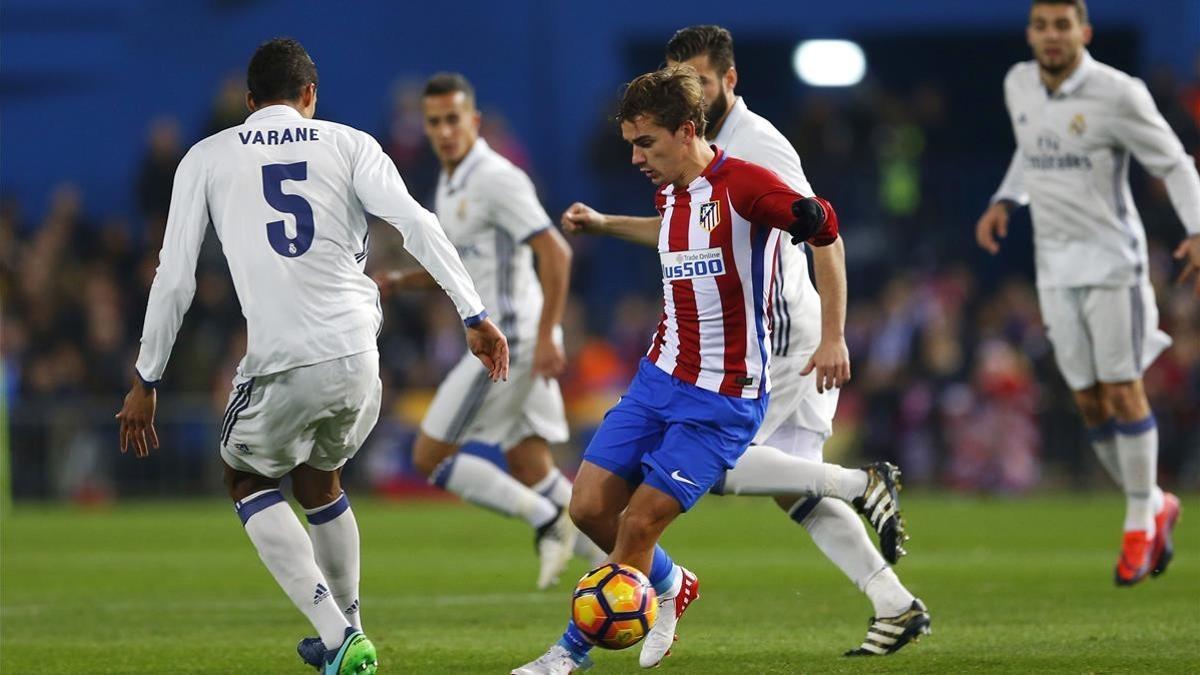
[698,200,721,232]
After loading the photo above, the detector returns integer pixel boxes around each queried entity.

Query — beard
[704,89,729,139]
[1036,47,1076,76]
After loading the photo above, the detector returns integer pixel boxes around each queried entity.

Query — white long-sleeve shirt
[434,138,552,343]
[136,105,486,382]
[992,51,1200,288]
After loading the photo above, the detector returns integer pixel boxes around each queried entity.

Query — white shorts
[1037,284,1172,391]
[421,344,569,451]
[759,423,827,462]
[754,352,840,445]
[220,351,382,479]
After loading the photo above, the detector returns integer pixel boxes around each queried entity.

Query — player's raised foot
[1115,530,1154,586]
[511,644,592,675]
[313,628,377,675]
[639,567,699,668]
[535,507,579,590]
[844,599,932,656]
[1151,492,1182,577]
[853,462,908,564]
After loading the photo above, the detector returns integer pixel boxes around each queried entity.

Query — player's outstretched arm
[561,202,659,248]
[116,377,159,458]
[1175,235,1200,297]
[466,318,510,382]
[787,196,839,246]
[975,201,1011,255]
[351,134,487,323]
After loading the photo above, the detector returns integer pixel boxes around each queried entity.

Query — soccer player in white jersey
[561,26,928,657]
[975,0,1199,585]
[115,39,508,674]
[376,73,603,589]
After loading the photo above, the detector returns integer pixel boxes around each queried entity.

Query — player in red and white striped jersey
[558,25,925,662]
[514,65,845,675]
[646,146,837,398]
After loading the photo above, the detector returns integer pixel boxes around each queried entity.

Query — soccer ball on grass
[570,563,659,650]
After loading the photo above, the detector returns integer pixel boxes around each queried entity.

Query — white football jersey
[434,139,552,343]
[136,105,485,382]
[992,51,1200,288]
[714,97,822,359]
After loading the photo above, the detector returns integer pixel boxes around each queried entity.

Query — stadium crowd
[3,64,1199,501]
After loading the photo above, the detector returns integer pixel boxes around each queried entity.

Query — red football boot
[1115,530,1154,586]
[1151,492,1182,577]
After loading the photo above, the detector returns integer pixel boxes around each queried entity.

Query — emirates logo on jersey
[698,200,721,232]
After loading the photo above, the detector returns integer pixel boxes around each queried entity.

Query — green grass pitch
[2,494,1198,673]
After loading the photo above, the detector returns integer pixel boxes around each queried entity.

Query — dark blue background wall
[3,0,1198,221]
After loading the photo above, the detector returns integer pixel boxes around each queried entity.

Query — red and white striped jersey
[646,148,838,399]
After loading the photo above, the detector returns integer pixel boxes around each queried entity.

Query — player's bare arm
[975,200,1012,254]
[804,237,851,393]
[466,317,510,382]
[527,227,572,379]
[116,376,159,458]
[1175,234,1200,296]
[560,202,659,248]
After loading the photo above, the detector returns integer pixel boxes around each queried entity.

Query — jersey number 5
[262,162,314,257]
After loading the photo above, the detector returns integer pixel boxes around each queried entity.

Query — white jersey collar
[246,104,305,123]
[1051,50,1095,99]
[443,137,491,193]
[713,96,747,148]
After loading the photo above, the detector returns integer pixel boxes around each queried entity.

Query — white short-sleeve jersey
[992,51,1200,288]
[714,97,822,359]
[434,139,553,342]
[135,105,486,382]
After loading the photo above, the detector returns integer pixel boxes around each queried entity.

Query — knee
[569,492,613,536]
[292,479,341,511]
[223,467,277,503]
[412,434,453,477]
[507,447,550,487]
[617,508,670,546]
[1102,382,1147,420]
[1073,388,1108,426]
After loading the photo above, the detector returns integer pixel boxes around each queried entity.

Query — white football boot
[535,508,579,590]
[511,644,589,675]
[638,567,700,668]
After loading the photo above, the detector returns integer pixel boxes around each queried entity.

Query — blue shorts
[583,359,767,511]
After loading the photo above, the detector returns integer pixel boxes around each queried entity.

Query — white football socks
[863,567,915,618]
[532,468,573,507]
[792,498,914,617]
[305,492,362,629]
[434,454,559,528]
[236,489,349,650]
[1115,417,1160,534]
[1087,420,1124,487]
[719,444,868,502]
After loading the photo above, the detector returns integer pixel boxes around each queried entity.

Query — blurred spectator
[136,117,183,231]
[206,74,248,135]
